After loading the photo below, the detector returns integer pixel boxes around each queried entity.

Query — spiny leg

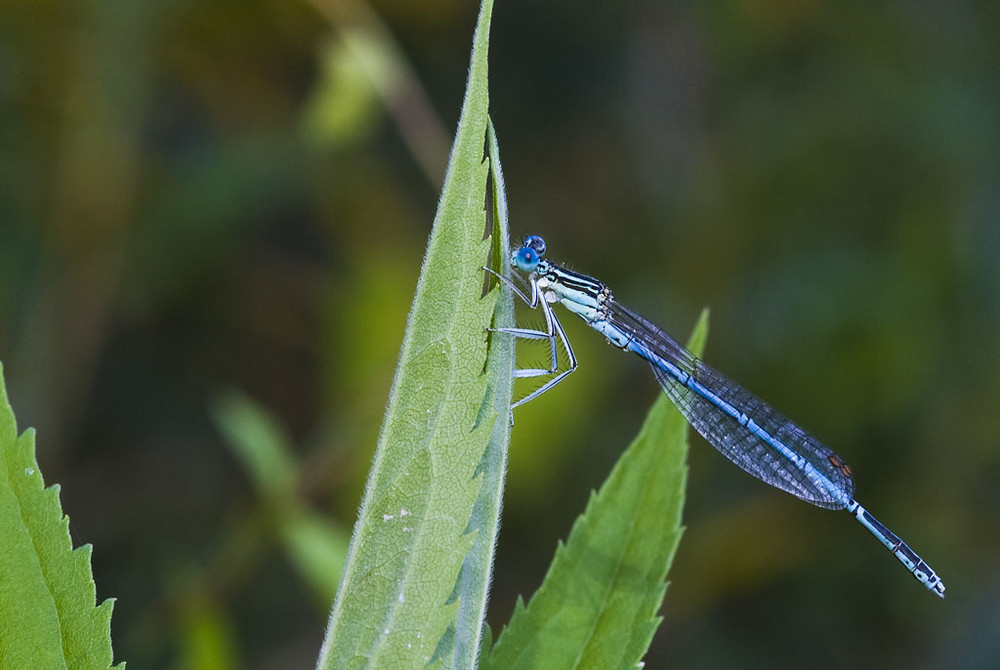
[484,266,555,375]
[483,266,537,307]
[510,297,577,408]
[483,266,578,407]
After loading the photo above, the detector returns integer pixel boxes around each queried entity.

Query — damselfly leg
[483,266,578,408]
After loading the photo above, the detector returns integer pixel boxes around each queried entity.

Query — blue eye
[513,246,540,272]
[525,235,546,257]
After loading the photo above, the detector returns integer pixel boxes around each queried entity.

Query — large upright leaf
[316,1,513,667]
[0,362,121,669]
[484,311,710,669]
[445,119,515,669]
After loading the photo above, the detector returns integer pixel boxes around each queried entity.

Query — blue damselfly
[488,234,945,597]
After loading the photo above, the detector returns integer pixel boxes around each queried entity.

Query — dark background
[1,0,997,667]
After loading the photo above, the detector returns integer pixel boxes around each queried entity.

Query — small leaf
[0,362,121,668]
[302,33,384,148]
[212,391,349,605]
[177,596,241,670]
[279,514,349,606]
[484,311,710,669]
[213,391,297,497]
[315,1,507,667]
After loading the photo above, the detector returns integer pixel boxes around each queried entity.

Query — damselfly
[488,234,945,597]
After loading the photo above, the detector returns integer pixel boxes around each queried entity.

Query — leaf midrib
[570,420,669,669]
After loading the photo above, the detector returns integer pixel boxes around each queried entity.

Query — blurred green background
[1,0,998,667]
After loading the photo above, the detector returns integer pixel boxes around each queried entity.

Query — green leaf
[484,311,710,670]
[315,1,512,667]
[212,391,349,605]
[213,390,298,498]
[0,362,121,669]
[446,118,515,669]
[177,596,241,670]
[280,514,349,607]
[302,34,384,148]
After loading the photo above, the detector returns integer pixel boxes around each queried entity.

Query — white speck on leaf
[383,514,394,522]
[24,467,34,476]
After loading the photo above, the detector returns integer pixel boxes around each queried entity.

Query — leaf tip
[688,308,711,357]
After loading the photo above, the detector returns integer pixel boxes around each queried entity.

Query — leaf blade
[448,118,515,669]
[0,362,119,669]
[212,390,349,605]
[315,1,504,667]
[485,311,710,669]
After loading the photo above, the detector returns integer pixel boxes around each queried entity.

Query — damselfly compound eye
[525,235,546,257]
[513,246,540,272]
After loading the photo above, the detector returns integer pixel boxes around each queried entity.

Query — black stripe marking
[548,265,605,295]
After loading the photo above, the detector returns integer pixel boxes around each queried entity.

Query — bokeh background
[2,0,998,667]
